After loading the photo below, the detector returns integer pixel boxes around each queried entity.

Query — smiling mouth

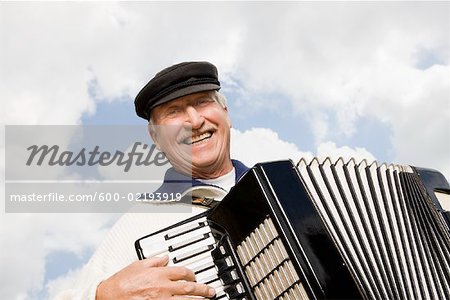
[183,131,213,145]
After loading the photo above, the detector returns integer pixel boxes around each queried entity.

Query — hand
[96,255,216,299]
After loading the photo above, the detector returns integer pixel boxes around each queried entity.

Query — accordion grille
[236,217,310,300]
[297,158,450,300]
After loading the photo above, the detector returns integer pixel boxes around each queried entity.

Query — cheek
[212,109,231,128]
[226,115,231,128]
[221,113,232,132]
[152,128,177,152]
[148,132,161,150]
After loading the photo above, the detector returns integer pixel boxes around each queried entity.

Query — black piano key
[219,269,239,285]
[224,282,245,299]
[214,256,234,273]
[165,221,207,240]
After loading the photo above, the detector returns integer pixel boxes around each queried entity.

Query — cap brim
[150,83,221,110]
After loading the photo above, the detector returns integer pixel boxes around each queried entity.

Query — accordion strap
[192,196,220,208]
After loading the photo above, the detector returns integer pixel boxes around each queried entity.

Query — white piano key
[142,247,169,259]
[165,217,208,239]
[169,232,210,252]
[191,258,215,274]
[195,267,218,283]
[207,278,223,289]
[171,236,216,262]
[140,218,207,246]
[140,225,213,258]
[214,285,226,297]
[173,247,215,268]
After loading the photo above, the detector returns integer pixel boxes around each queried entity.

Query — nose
[184,106,204,129]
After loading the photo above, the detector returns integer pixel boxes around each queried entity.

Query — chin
[191,149,216,161]
[191,158,214,168]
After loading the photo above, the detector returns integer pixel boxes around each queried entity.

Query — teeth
[187,132,212,144]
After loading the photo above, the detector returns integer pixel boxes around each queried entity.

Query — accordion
[135,158,450,299]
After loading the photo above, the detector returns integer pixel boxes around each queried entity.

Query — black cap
[135,61,221,120]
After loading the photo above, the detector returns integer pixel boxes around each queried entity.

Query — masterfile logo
[25,142,168,172]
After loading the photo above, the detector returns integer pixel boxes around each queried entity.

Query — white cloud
[0,211,119,299]
[1,136,118,297]
[316,141,376,163]
[231,128,376,167]
[2,3,448,177]
[231,128,313,166]
[45,267,83,300]
[225,2,449,176]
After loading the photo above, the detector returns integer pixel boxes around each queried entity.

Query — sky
[1,2,449,299]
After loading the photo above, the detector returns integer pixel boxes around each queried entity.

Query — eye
[195,98,213,107]
[164,107,180,118]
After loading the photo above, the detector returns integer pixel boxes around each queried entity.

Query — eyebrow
[160,101,181,112]
[191,94,214,102]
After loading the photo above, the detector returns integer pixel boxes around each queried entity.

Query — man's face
[149,91,232,178]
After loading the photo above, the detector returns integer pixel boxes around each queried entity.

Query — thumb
[145,255,170,267]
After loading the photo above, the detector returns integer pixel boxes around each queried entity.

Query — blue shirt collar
[155,159,249,194]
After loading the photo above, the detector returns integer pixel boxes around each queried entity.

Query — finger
[143,255,170,268]
[163,266,196,282]
[171,297,208,300]
[171,297,207,300]
[170,281,216,298]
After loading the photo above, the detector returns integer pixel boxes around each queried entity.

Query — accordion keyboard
[136,215,228,298]
[136,214,251,299]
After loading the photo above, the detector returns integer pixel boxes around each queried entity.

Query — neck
[173,158,234,180]
[192,159,234,179]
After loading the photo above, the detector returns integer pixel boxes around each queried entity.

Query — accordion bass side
[135,158,450,300]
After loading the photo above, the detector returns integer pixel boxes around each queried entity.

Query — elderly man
[58,62,248,299]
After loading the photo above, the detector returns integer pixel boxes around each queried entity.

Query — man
[57,61,248,299]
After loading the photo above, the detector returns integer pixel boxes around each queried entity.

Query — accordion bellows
[136,158,450,300]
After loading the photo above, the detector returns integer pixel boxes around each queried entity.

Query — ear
[147,124,161,150]
[223,106,232,128]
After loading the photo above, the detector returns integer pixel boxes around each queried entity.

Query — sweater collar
[155,159,249,194]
